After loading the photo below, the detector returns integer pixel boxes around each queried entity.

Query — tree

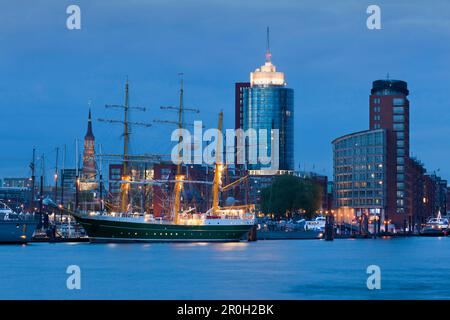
[260,175,322,220]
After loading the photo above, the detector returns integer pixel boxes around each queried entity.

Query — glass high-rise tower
[235,30,294,172]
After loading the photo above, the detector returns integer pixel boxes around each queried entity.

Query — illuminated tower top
[250,27,286,86]
[81,108,97,187]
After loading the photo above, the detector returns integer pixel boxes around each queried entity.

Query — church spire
[85,108,94,139]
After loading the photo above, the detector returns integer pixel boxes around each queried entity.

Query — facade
[409,157,448,225]
[0,187,31,211]
[3,178,32,188]
[60,168,77,209]
[108,164,123,204]
[108,162,153,212]
[235,35,294,172]
[447,188,450,215]
[332,129,388,223]
[152,162,213,218]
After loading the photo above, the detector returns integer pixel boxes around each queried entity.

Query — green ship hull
[73,214,254,243]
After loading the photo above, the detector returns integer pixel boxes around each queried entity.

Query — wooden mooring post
[324,214,334,241]
[248,224,258,241]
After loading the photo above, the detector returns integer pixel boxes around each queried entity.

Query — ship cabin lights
[121,175,131,191]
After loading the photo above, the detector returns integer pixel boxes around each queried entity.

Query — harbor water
[1,237,450,299]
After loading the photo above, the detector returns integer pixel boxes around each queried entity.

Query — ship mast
[212,111,223,214]
[173,76,184,224]
[100,79,152,212]
[153,74,199,223]
[122,80,130,212]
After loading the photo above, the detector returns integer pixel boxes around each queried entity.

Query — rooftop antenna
[265,26,272,63]
[386,72,390,80]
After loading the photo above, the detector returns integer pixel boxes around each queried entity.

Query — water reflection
[214,242,249,252]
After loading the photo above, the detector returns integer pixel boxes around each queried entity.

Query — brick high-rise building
[369,79,410,228]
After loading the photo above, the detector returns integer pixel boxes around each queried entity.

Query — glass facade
[242,86,294,171]
[333,129,387,212]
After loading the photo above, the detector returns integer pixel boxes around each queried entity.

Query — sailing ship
[72,79,255,242]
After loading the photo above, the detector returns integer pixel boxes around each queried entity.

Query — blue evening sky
[0,0,449,181]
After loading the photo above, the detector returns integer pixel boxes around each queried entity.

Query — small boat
[0,202,38,244]
[420,212,449,237]
[305,216,326,232]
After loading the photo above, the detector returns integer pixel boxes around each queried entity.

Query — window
[393,106,404,114]
[393,98,404,105]
[393,115,404,122]
[397,140,404,147]
[393,123,404,130]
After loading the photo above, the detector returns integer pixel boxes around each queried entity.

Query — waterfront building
[0,187,31,211]
[2,178,32,188]
[235,29,294,173]
[446,188,450,215]
[60,168,77,209]
[409,158,448,226]
[80,109,98,191]
[369,79,411,228]
[333,78,448,231]
[332,129,388,224]
[426,173,448,216]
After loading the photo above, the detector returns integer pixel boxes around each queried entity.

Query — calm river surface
[1,237,449,299]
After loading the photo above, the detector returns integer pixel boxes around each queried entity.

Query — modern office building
[235,30,294,172]
[332,129,388,223]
